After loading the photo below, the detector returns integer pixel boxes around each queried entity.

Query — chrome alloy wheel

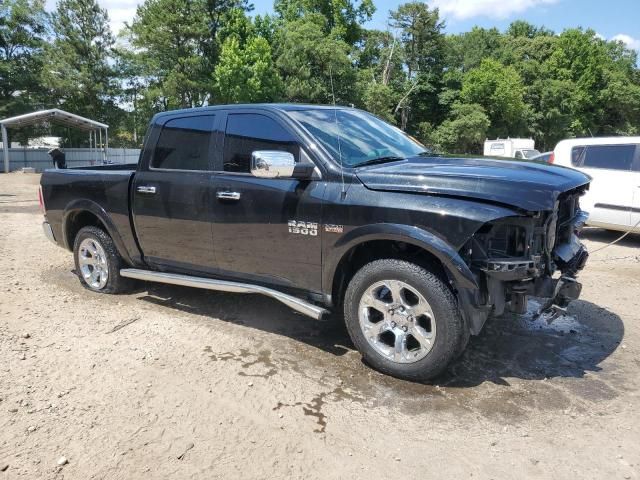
[78,237,109,290]
[358,280,436,364]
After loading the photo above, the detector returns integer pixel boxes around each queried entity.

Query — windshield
[287,108,426,167]
[522,149,541,159]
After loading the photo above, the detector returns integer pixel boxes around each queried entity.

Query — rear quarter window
[152,115,216,171]
[571,144,637,171]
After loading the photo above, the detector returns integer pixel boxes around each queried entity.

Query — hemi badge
[324,224,343,233]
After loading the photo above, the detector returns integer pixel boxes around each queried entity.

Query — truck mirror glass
[250,150,295,178]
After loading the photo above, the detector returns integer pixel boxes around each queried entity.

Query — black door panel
[132,115,218,272]
[133,171,216,270]
[212,175,325,290]
[211,111,324,292]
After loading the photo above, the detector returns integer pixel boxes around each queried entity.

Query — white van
[553,137,640,232]
[484,138,539,159]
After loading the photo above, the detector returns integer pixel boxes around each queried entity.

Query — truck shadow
[136,282,623,387]
[438,299,624,387]
[137,283,354,357]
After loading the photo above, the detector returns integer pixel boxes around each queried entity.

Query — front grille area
[484,223,527,257]
[462,184,588,282]
[460,184,589,315]
[469,216,545,262]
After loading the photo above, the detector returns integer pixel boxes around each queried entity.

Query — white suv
[553,137,640,232]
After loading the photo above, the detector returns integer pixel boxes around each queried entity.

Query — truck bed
[66,162,139,171]
[40,167,140,263]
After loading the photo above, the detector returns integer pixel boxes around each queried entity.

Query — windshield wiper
[355,156,404,167]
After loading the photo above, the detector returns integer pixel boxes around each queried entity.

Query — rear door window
[152,115,216,171]
[222,113,298,173]
[571,144,637,171]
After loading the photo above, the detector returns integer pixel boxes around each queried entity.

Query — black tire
[73,226,131,294]
[343,259,465,381]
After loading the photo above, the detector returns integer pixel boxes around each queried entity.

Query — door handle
[137,185,156,194]
[216,191,241,201]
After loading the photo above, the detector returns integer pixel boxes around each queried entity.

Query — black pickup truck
[40,104,590,381]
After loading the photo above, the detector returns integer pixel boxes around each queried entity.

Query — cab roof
[151,103,353,122]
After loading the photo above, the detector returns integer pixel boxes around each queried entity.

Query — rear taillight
[38,186,45,214]
[549,152,555,164]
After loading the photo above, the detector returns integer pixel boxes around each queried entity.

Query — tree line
[2,0,639,152]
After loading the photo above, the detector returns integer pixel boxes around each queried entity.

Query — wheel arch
[325,223,478,308]
[62,199,134,266]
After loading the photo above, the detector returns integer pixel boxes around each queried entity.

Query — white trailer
[484,138,539,159]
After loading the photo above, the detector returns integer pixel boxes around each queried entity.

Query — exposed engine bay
[461,185,590,319]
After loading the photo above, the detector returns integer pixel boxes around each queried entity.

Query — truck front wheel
[73,226,131,294]
[343,259,464,381]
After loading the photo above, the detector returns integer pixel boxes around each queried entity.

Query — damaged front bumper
[537,242,588,318]
[458,202,590,333]
[478,236,588,314]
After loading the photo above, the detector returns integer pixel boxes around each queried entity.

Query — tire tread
[73,226,131,294]
[344,259,465,381]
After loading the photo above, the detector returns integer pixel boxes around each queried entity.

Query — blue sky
[371,0,638,39]
[257,0,639,48]
[45,0,640,51]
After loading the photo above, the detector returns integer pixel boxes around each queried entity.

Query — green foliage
[40,0,120,145]
[446,27,503,72]
[218,7,256,46]
[275,14,355,104]
[422,102,490,153]
[542,28,640,138]
[0,0,48,118]
[359,77,397,123]
[125,0,251,110]
[461,58,527,137]
[214,36,283,103]
[353,29,404,122]
[390,2,444,77]
[506,20,553,39]
[253,14,280,45]
[274,0,374,45]
[387,2,446,130]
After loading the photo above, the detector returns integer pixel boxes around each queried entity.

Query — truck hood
[355,156,590,211]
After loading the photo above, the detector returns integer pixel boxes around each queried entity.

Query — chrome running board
[120,269,328,320]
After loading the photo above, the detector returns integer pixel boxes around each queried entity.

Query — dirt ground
[1,172,639,480]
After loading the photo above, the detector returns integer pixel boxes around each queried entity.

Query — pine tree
[43,0,117,123]
[125,0,252,110]
[0,0,48,117]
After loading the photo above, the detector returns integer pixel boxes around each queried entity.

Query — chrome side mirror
[250,151,295,178]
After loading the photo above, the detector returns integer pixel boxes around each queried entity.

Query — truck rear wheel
[73,226,131,294]
[343,259,464,381]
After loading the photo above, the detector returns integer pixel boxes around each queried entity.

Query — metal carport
[0,109,109,173]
